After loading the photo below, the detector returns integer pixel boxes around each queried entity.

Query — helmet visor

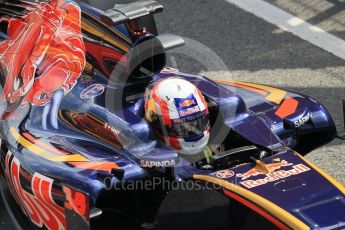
[169,114,209,139]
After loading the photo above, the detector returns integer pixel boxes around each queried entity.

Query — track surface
[2,1,345,229]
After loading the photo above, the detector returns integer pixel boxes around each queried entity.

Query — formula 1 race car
[0,0,345,230]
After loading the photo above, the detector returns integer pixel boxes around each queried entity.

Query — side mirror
[157,34,185,51]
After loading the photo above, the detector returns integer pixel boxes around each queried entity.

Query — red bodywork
[0,0,85,107]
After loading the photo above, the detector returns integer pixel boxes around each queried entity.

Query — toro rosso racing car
[0,0,345,230]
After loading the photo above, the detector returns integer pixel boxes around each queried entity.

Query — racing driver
[144,77,211,160]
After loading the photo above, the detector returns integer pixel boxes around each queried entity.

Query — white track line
[225,0,345,61]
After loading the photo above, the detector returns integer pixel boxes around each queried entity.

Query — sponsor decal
[241,164,310,189]
[174,95,197,109]
[104,123,120,135]
[294,112,311,127]
[216,170,234,179]
[5,151,66,229]
[140,160,176,168]
[237,160,293,180]
[4,151,89,230]
[177,110,207,122]
[174,94,200,117]
[80,84,105,99]
[179,99,196,109]
[178,106,200,117]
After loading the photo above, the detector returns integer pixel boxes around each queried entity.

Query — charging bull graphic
[236,160,293,180]
[0,0,85,113]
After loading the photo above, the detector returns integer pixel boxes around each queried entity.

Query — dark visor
[166,114,209,139]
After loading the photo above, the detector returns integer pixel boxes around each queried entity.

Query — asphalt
[265,0,345,40]
[3,0,345,229]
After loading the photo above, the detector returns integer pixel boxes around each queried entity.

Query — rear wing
[100,0,163,26]
[100,0,185,51]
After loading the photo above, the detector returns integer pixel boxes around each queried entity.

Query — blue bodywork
[0,1,343,229]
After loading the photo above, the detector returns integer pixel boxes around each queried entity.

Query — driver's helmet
[144,77,210,155]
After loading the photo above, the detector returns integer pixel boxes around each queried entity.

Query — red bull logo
[179,99,196,108]
[241,164,310,189]
[237,160,293,180]
[178,106,200,117]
